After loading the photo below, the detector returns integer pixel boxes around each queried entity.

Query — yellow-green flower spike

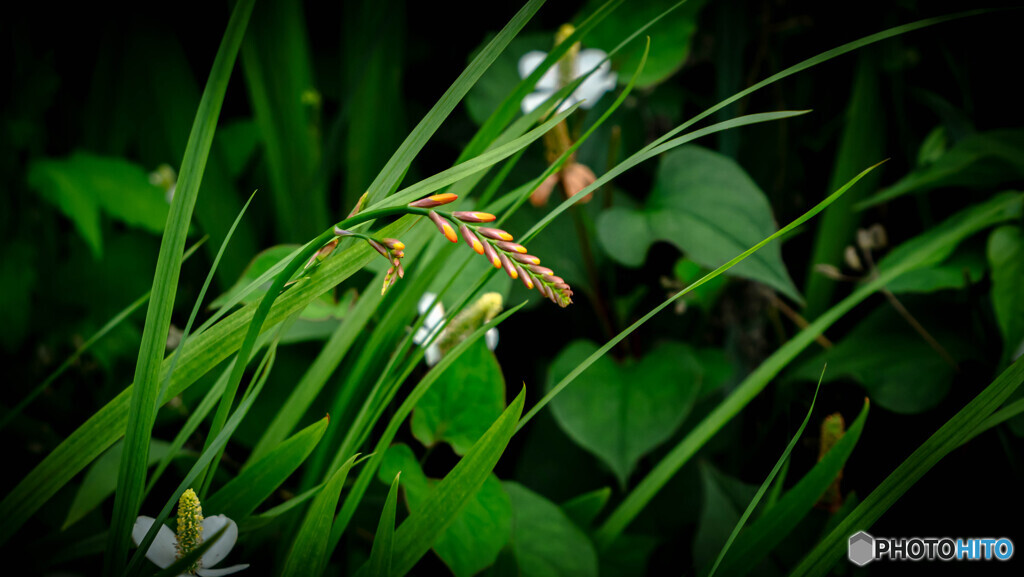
[176,488,204,571]
[438,292,503,354]
[554,24,580,88]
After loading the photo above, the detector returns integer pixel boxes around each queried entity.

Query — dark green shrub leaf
[547,339,702,485]
[596,146,801,302]
[987,225,1024,363]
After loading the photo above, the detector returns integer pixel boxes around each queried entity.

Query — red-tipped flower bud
[409,193,458,208]
[460,224,485,255]
[383,238,405,251]
[477,227,514,241]
[428,211,459,243]
[514,263,534,289]
[495,241,527,254]
[482,241,502,269]
[528,264,554,276]
[498,252,518,279]
[452,211,497,223]
[511,253,541,266]
[368,239,389,259]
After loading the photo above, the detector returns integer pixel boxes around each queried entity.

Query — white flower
[132,489,248,577]
[517,48,617,115]
[413,292,499,366]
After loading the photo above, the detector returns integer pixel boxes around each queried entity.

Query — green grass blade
[389,388,525,577]
[459,0,623,161]
[145,359,234,497]
[281,454,361,577]
[204,416,329,520]
[241,0,323,239]
[158,191,256,406]
[705,371,829,577]
[715,398,869,577]
[968,397,1024,441]
[104,0,255,571]
[593,192,1022,548]
[803,54,885,317]
[520,162,881,434]
[329,304,526,550]
[790,360,1024,577]
[247,270,385,465]
[0,217,414,543]
[363,0,545,206]
[0,239,205,432]
[367,472,401,577]
[126,342,276,576]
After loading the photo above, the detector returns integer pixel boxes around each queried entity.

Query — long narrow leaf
[390,388,526,577]
[280,454,361,577]
[715,398,870,577]
[706,370,830,577]
[594,192,1022,547]
[367,472,401,577]
[204,415,329,520]
[104,0,255,571]
[790,360,1024,576]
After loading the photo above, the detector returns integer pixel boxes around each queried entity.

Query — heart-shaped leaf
[547,339,702,484]
[596,146,801,302]
[412,340,507,455]
[378,444,511,577]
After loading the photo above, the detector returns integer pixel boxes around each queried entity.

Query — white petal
[574,51,616,109]
[575,49,610,76]
[425,344,442,367]
[197,564,250,576]
[132,516,178,569]
[417,292,438,316]
[485,328,499,351]
[521,91,552,115]
[200,515,238,569]
[517,50,547,79]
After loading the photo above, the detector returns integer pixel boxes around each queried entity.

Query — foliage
[3,2,1022,576]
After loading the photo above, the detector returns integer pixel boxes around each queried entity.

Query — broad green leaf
[859,129,1024,208]
[716,399,869,577]
[63,439,174,530]
[693,463,757,573]
[562,487,612,529]
[497,482,599,577]
[412,340,507,455]
[596,146,802,302]
[547,339,702,484]
[579,0,708,87]
[204,416,328,520]
[378,444,511,577]
[368,471,402,577]
[788,306,971,414]
[388,388,525,577]
[105,0,255,571]
[987,225,1024,363]
[885,248,986,294]
[594,191,1021,549]
[281,454,360,577]
[28,152,170,258]
[790,360,1024,576]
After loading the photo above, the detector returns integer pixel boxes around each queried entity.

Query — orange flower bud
[409,193,458,208]
[452,211,497,223]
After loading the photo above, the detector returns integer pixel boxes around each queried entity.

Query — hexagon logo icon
[848,531,875,566]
